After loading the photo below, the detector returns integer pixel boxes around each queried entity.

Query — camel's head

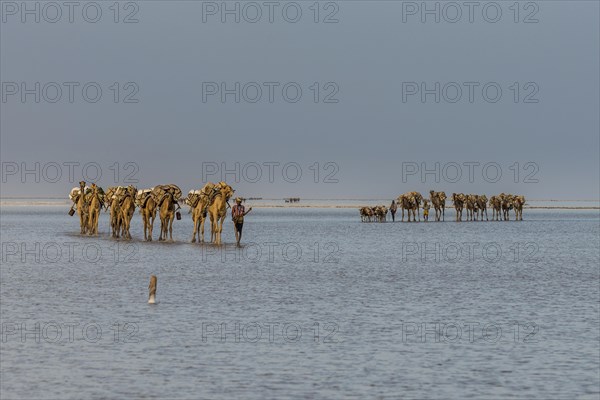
[221,184,235,200]
[79,180,86,189]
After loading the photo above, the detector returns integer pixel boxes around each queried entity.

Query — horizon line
[1,197,599,202]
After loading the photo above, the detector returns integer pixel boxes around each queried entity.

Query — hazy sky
[1,1,598,199]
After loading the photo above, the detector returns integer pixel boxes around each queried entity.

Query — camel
[360,206,374,222]
[109,192,122,238]
[208,182,235,245]
[465,195,478,221]
[189,191,210,242]
[119,186,137,239]
[438,192,447,221]
[452,193,465,222]
[158,190,176,241]
[372,205,387,222]
[141,196,157,241]
[407,191,423,221]
[75,180,88,234]
[87,183,102,235]
[513,195,525,221]
[476,194,489,221]
[398,194,416,222]
[489,196,502,221]
[379,205,388,222]
[187,182,222,241]
[500,193,513,221]
[359,207,368,222]
[106,186,124,238]
[429,190,446,221]
[397,194,417,222]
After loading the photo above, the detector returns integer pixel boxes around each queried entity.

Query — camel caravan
[68,181,235,244]
[360,205,389,222]
[360,191,525,222]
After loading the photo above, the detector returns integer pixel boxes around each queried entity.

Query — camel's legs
[79,212,85,234]
[159,216,165,241]
[200,217,205,242]
[124,214,131,238]
[143,215,148,240]
[191,216,198,243]
[217,216,224,245]
[148,215,154,241]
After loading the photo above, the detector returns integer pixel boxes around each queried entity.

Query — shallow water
[1,206,599,399]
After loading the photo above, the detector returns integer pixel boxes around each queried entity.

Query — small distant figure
[232,197,252,246]
[390,200,397,222]
[423,200,430,222]
[148,275,157,304]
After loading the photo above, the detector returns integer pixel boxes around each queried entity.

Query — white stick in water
[148,275,157,304]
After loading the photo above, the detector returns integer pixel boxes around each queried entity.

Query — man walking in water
[390,200,397,222]
[232,197,252,246]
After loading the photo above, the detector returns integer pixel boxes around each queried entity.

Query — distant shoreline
[1,197,599,202]
[1,199,598,210]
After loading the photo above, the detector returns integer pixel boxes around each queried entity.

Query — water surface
[1,206,599,399]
